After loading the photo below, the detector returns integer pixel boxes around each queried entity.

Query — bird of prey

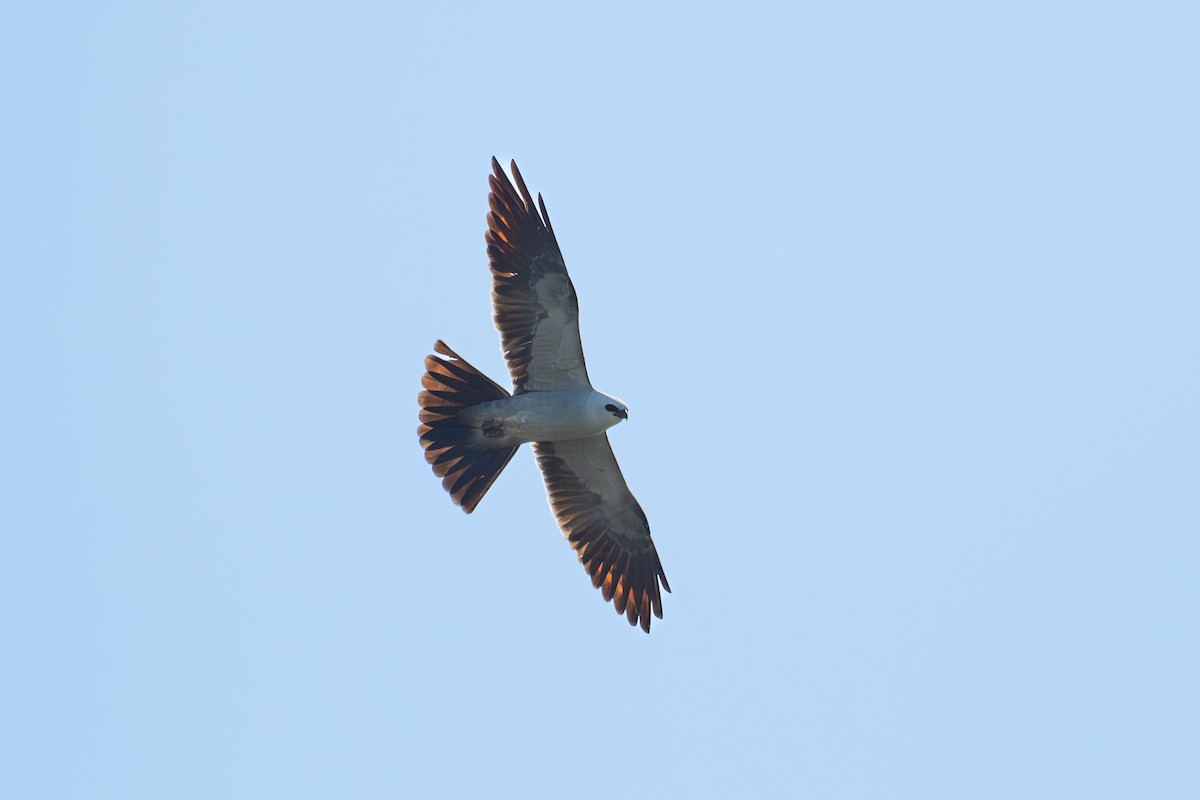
[417,158,669,633]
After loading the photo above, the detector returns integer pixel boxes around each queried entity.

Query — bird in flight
[417,158,669,632]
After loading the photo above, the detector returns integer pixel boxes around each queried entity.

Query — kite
[418,158,669,632]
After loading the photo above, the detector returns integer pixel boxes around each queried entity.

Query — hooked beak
[615,408,628,420]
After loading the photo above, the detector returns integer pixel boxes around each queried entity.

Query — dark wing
[486,158,591,393]
[533,436,670,633]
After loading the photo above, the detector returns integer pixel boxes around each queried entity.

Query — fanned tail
[418,340,518,513]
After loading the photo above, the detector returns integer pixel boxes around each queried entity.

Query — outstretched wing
[533,436,670,633]
[486,158,591,393]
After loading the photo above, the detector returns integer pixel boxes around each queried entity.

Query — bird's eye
[605,404,619,413]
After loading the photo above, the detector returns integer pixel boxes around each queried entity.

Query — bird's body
[417,158,669,632]
[457,387,626,448]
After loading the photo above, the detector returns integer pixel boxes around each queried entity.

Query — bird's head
[604,401,629,422]
[587,391,628,431]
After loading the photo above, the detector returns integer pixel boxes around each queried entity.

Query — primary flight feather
[417,158,669,632]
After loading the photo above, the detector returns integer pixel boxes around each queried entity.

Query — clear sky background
[3,2,1198,798]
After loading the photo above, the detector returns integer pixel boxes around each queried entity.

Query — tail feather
[418,340,518,513]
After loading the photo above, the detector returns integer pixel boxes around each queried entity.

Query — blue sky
[3,2,1198,797]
